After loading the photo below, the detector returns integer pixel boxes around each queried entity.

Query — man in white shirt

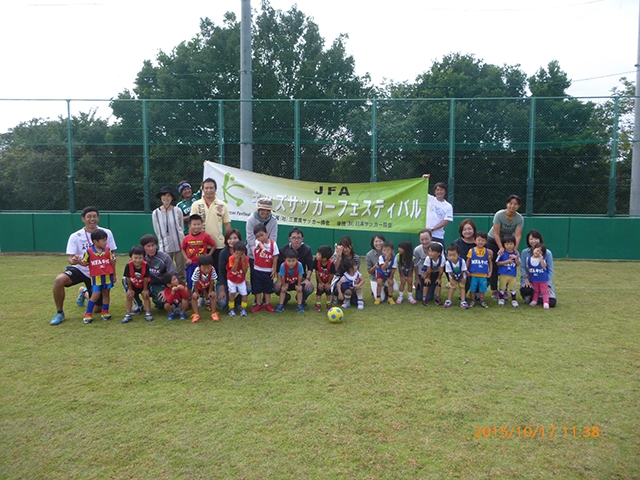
[426,182,453,246]
[50,206,117,325]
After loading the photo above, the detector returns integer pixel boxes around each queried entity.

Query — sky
[0,0,637,132]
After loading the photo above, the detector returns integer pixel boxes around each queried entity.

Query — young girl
[226,241,250,316]
[339,258,365,310]
[375,241,397,305]
[331,236,360,305]
[365,233,387,300]
[525,244,550,310]
[396,241,416,304]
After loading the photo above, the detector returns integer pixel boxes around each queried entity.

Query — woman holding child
[520,229,557,308]
[486,195,524,299]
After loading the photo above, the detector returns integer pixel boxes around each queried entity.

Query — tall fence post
[66,100,76,213]
[526,97,536,217]
[448,98,456,206]
[142,100,150,213]
[294,100,300,180]
[370,99,377,183]
[607,96,620,216]
[218,100,225,165]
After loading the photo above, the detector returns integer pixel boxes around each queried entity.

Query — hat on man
[156,186,176,200]
[256,198,273,211]
[177,182,192,194]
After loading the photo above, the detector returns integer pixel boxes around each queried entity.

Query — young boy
[526,244,550,310]
[496,234,521,308]
[190,254,219,322]
[444,243,469,309]
[122,246,153,323]
[81,229,116,324]
[421,242,445,307]
[339,258,365,310]
[251,224,278,313]
[162,273,189,320]
[276,248,305,313]
[314,245,335,312]
[466,231,493,308]
[181,214,215,293]
[375,241,397,305]
[226,241,250,317]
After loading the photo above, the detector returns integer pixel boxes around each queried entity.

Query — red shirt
[181,232,215,262]
[226,256,248,284]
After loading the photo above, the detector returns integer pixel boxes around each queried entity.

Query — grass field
[1,255,639,479]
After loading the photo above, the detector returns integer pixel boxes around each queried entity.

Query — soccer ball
[327,307,344,323]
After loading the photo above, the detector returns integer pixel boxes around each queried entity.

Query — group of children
[78,218,552,325]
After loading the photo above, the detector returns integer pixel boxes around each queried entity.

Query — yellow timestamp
[474,425,601,439]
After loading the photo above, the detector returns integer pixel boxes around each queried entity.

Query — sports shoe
[342,302,350,309]
[422,299,428,307]
[460,301,470,309]
[326,303,333,310]
[50,312,65,325]
[530,301,538,307]
[543,303,550,310]
[469,301,476,308]
[76,287,87,307]
[251,304,264,314]
[167,313,176,320]
[283,293,292,305]
[480,301,489,309]
[388,297,396,305]
[444,300,452,308]
[145,312,154,322]
[512,300,519,308]
[228,309,236,317]
[83,313,93,324]
[264,304,275,313]
[275,304,284,313]
[132,304,143,315]
[179,312,187,320]
[434,297,442,306]
[101,310,112,320]
[396,296,403,304]
[297,304,304,313]
[498,299,505,306]
[191,313,201,323]
[523,295,532,305]
[122,313,133,324]
[315,303,322,312]
[197,297,205,308]
[374,298,381,305]
[492,291,501,300]
[357,301,364,310]
[240,308,248,317]
[408,296,417,305]
[211,312,220,321]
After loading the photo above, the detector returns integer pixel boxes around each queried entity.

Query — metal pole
[240,0,253,171]
[526,97,536,217]
[142,100,150,213]
[630,0,640,215]
[218,100,225,165]
[607,97,620,216]
[66,100,76,213]
[370,99,377,182]
[294,100,300,180]
[448,98,456,206]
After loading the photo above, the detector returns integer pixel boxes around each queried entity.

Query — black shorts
[63,266,91,289]
[316,285,331,296]
[252,270,274,295]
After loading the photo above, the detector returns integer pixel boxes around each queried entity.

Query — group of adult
[50,178,556,325]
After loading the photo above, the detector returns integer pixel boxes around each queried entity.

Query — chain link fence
[0,96,630,214]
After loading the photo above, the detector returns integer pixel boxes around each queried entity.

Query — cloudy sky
[0,0,636,131]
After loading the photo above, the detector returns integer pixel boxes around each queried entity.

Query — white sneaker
[396,296,403,304]
[342,302,350,309]
[357,301,364,310]
[498,299,505,306]
[512,300,519,308]
[408,296,417,304]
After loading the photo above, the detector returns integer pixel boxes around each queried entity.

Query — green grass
[1,255,639,479]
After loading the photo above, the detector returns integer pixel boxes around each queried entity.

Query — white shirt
[66,226,117,277]
[426,194,453,239]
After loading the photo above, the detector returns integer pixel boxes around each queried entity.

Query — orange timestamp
[474,425,601,439]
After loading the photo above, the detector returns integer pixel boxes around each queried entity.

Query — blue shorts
[469,276,488,293]
[91,274,114,292]
[186,263,197,289]
[252,270,274,295]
